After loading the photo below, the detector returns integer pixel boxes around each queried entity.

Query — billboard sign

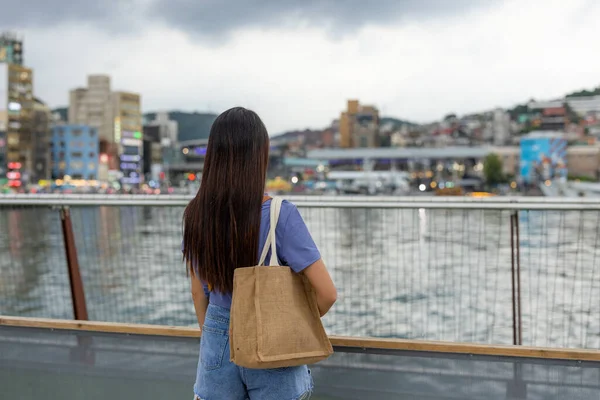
[520,136,567,183]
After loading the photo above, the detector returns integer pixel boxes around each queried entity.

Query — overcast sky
[3,0,600,133]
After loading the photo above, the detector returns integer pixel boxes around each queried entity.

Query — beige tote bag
[229,197,333,369]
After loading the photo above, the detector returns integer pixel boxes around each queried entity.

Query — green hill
[380,117,418,128]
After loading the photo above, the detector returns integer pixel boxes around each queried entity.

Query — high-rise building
[31,98,52,182]
[69,75,142,185]
[0,32,23,65]
[143,112,179,182]
[0,62,34,187]
[69,75,115,179]
[492,108,511,146]
[112,91,142,186]
[339,100,380,148]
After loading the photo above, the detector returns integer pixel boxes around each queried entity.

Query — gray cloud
[147,0,496,38]
[0,0,137,28]
[1,0,497,38]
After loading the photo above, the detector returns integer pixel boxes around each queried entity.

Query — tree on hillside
[443,113,457,121]
[566,87,600,98]
[483,153,505,185]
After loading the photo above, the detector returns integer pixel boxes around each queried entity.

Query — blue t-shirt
[184,199,321,309]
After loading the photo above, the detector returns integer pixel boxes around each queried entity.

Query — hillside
[380,117,418,128]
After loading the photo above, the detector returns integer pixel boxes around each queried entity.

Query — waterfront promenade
[1,194,600,399]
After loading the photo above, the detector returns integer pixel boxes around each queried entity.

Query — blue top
[184,199,321,309]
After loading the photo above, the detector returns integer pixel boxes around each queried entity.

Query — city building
[0,32,23,65]
[565,95,600,117]
[69,75,142,185]
[142,112,179,182]
[0,62,34,188]
[339,100,380,148]
[51,125,99,180]
[145,111,178,145]
[491,108,511,145]
[31,98,52,182]
[142,124,162,181]
[528,100,568,131]
[69,75,115,178]
[112,91,142,186]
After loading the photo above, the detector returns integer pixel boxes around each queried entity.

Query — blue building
[51,125,99,180]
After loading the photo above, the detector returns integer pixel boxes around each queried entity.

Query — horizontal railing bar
[1,194,600,210]
[2,316,599,362]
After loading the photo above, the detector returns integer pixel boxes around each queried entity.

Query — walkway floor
[1,326,600,399]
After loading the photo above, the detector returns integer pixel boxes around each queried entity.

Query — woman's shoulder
[262,198,300,221]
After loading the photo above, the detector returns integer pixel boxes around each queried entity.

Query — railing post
[515,211,522,346]
[509,211,523,346]
[60,206,88,320]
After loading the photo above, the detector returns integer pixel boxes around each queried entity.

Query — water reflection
[1,205,600,348]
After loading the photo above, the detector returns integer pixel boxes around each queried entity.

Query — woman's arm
[303,258,337,317]
[189,264,209,329]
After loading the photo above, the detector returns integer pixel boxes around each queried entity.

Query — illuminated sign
[121,138,142,147]
[120,155,141,162]
[120,162,138,170]
[122,130,143,139]
[114,117,121,143]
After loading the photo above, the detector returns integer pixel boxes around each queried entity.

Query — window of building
[70,161,84,170]
[88,174,95,180]
[71,152,83,158]
[88,162,96,170]
[72,174,83,179]
[60,141,65,148]
[360,136,368,148]
[72,129,83,137]
[90,130,96,137]
[59,151,65,160]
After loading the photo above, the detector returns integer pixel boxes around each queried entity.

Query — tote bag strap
[257,196,283,266]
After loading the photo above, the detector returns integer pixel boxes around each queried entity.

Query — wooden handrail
[1,316,599,362]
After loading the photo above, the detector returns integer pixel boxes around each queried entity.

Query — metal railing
[1,194,600,349]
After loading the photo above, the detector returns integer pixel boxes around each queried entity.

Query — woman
[183,107,337,400]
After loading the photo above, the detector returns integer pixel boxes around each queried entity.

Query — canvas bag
[229,196,333,369]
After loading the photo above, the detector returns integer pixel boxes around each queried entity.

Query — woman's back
[201,198,321,309]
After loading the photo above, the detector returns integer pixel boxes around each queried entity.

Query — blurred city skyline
[2,0,600,133]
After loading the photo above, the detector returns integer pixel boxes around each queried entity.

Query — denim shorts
[194,304,313,400]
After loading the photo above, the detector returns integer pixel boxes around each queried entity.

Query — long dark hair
[183,107,270,293]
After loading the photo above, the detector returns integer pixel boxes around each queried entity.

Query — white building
[492,108,511,146]
[565,95,600,117]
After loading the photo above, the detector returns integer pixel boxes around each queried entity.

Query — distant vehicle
[327,170,410,195]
